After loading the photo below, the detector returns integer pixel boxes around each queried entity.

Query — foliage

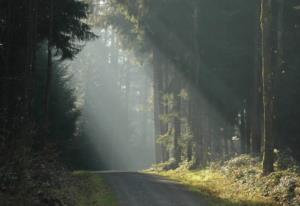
[38,0,97,59]
[149,155,300,205]
[0,0,97,204]
[0,143,75,206]
[0,142,116,206]
[32,43,82,165]
[222,155,300,206]
[157,129,173,150]
[275,149,300,172]
[147,162,274,206]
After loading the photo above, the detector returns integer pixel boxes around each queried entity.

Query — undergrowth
[71,171,118,206]
[147,155,300,206]
[0,144,117,206]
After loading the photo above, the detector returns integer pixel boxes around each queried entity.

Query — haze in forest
[67,29,155,170]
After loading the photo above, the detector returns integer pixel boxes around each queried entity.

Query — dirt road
[101,172,208,206]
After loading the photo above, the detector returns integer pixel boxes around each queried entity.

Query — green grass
[146,168,276,206]
[71,171,118,206]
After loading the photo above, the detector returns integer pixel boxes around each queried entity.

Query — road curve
[100,172,208,206]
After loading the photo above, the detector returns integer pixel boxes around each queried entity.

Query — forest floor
[146,155,300,206]
[0,154,117,206]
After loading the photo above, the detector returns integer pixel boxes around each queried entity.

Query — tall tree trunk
[276,0,284,74]
[273,0,285,147]
[191,93,206,168]
[193,122,203,168]
[190,3,204,169]
[160,62,170,162]
[2,1,14,129]
[261,0,274,175]
[187,141,193,161]
[161,100,169,162]
[186,91,193,162]
[26,0,38,117]
[230,138,236,156]
[153,48,163,163]
[223,127,229,157]
[4,1,13,73]
[245,105,251,154]
[141,75,148,148]
[173,79,181,165]
[251,0,262,155]
[226,123,234,156]
[202,114,209,163]
[240,109,246,154]
[44,0,54,126]
[124,63,131,160]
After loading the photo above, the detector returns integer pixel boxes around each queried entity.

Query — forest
[0,0,300,205]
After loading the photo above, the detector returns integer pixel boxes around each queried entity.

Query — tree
[44,0,54,126]
[102,0,300,172]
[261,0,274,175]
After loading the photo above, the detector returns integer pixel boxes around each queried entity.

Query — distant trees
[64,25,155,170]
[261,0,274,175]
[104,0,300,173]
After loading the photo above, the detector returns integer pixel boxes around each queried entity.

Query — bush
[275,149,300,172]
[221,155,300,206]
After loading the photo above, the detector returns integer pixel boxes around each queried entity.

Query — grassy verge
[145,155,300,206]
[147,168,274,206]
[54,171,117,206]
[70,171,118,206]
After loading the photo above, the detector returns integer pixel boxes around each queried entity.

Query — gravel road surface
[101,172,208,206]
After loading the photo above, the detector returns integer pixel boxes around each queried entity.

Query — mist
[66,28,155,170]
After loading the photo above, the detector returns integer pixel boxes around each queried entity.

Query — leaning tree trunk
[261,0,274,175]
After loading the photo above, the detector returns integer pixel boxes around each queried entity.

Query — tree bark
[240,109,246,154]
[153,48,163,163]
[273,0,285,147]
[223,128,229,157]
[44,0,54,127]
[173,79,181,165]
[190,3,204,169]
[251,0,262,155]
[245,106,251,154]
[161,61,170,162]
[186,90,193,162]
[261,0,274,175]
[26,0,38,116]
